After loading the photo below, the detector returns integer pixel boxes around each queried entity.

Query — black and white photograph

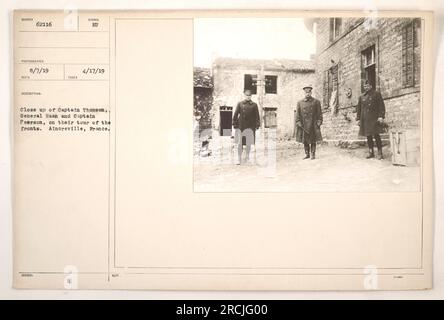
[193,17,423,192]
[4,4,438,296]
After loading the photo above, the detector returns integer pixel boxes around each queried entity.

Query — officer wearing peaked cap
[356,80,386,160]
[232,89,260,165]
[294,84,323,160]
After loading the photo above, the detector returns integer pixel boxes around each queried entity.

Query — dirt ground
[193,141,421,192]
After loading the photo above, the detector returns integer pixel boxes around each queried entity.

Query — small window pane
[265,75,277,94]
[330,18,342,41]
[244,74,257,95]
[362,45,375,68]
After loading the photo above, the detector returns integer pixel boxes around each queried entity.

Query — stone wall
[212,61,315,139]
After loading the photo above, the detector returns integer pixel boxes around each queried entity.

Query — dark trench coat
[356,89,386,136]
[294,97,323,144]
[232,100,260,145]
[232,100,260,132]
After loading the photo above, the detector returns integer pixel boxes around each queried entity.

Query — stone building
[211,57,315,139]
[308,17,421,147]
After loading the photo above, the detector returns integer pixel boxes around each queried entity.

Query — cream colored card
[13,10,433,290]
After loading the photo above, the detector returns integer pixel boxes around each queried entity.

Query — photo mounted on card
[193,17,423,192]
[13,10,433,290]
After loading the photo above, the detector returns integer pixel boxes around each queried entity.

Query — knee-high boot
[310,143,316,160]
[366,136,375,159]
[303,143,310,160]
[375,134,383,160]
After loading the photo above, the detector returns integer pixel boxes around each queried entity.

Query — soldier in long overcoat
[232,89,260,165]
[294,85,323,159]
[356,80,386,159]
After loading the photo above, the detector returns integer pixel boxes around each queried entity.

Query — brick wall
[315,18,421,143]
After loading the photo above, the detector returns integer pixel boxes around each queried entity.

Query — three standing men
[356,80,386,160]
[231,81,385,164]
[295,85,323,160]
[232,89,261,165]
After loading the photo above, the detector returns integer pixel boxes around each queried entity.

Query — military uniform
[233,100,260,132]
[232,99,260,146]
[356,89,386,137]
[356,88,386,159]
[232,97,260,164]
[295,94,323,159]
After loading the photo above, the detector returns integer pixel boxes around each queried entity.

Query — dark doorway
[219,106,233,136]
